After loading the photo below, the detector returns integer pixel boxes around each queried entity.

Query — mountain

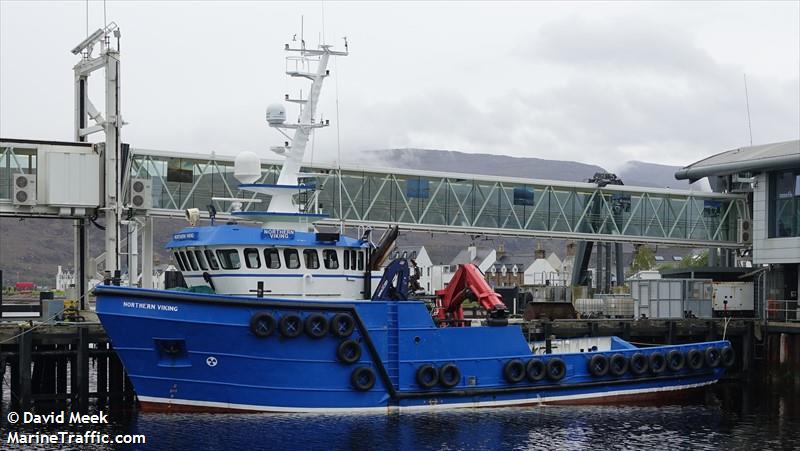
[357,149,606,183]
[354,149,695,189]
[615,160,694,190]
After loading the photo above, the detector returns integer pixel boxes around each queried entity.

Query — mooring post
[18,329,32,410]
[109,345,124,409]
[97,342,109,408]
[76,327,89,411]
[56,344,68,405]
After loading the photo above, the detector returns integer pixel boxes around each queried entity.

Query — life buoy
[351,366,376,391]
[249,312,275,338]
[649,352,666,374]
[439,363,461,388]
[720,346,735,368]
[667,349,685,371]
[416,364,439,389]
[337,339,362,364]
[279,314,303,338]
[331,313,356,338]
[304,313,329,339]
[609,354,628,377]
[629,352,648,375]
[546,358,566,381]
[687,349,704,370]
[705,347,721,368]
[588,354,609,377]
[526,359,546,382]
[503,359,526,383]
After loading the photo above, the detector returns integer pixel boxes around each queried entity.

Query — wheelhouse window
[185,250,199,271]
[194,250,208,271]
[323,249,339,269]
[264,248,281,269]
[343,249,350,270]
[357,251,364,271]
[174,252,186,271]
[244,248,261,269]
[204,249,220,270]
[216,249,241,270]
[769,169,800,238]
[304,249,320,269]
[284,249,300,269]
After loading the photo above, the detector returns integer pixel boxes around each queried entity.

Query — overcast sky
[1,1,798,171]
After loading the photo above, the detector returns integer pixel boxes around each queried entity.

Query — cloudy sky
[1,1,798,170]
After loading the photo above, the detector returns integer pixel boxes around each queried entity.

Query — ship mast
[268,40,348,214]
[232,36,347,231]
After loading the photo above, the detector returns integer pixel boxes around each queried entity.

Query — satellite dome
[234,151,261,184]
[266,103,287,125]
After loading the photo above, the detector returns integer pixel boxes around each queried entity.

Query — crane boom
[435,264,508,327]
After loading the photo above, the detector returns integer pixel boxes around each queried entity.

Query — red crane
[434,264,508,327]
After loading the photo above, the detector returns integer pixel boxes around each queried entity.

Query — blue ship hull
[95,286,729,413]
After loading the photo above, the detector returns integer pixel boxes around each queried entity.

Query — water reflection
[2,381,798,450]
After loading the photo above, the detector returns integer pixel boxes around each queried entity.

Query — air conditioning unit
[13,174,37,206]
[129,178,152,210]
[738,218,752,244]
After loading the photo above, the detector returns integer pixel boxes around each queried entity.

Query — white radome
[266,103,287,125]
[234,151,261,184]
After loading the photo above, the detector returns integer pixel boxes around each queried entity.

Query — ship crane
[435,264,509,327]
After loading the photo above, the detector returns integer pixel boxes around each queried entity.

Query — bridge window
[244,248,261,269]
[216,249,241,270]
[174,252,186,271]
[357,251,364,271]
[303,249,320,269]
[284,249,300,269]
[769,170,800,238]
[264,248,281,269]
[323,249,339,269]
[343,249,350,270]
[204,250,220,270]
[194,250,208,271]
[184,251,199,271]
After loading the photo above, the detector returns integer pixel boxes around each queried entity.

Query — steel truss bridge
[118,148,747,248]
[1,146,748,248]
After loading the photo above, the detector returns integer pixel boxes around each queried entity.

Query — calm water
[2,379,799,450]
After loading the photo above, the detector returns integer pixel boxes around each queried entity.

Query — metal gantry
[125,148,747,247]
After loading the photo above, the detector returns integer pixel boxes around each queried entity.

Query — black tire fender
[304,313,329,339]
[337,339,362,364]
[249,312,275,338]
[546,358,566,382]
[331,313,356,338]
[667,349,685,371]
[279,314,303,338]
[687,349,704,370]
[416,364,439,389]
[439,363,461,388]
[588,354,609,377]
[629,352,648,376]
[503,359,526,383]
[526,359,546,382]
[609,354,628,377]
[351,366,376,391]
[705,347,721,368]
[649,352,666,374]
[720,346,736,368]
